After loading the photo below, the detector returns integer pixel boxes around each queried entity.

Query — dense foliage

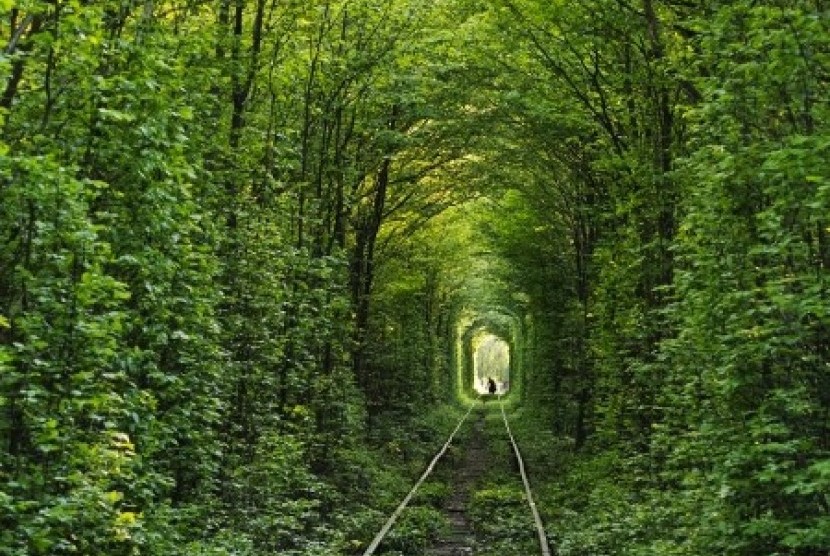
[473,1,830,554]
[1,0,827,555]
[0,1,471,554]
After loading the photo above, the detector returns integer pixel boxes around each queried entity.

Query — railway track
[362,400,552,556]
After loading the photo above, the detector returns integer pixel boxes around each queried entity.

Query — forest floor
[423,404,540,556]
[425,408,488,556]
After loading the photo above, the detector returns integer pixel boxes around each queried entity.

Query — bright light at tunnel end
[473,334,510,395]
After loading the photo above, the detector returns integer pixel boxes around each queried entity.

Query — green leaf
[98,108,136,123]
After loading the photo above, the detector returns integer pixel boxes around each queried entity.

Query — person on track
[487,377,497,396]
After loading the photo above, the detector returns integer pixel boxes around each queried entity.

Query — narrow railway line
[362,401,552,556]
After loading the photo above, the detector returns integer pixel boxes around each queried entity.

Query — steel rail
[362,403,475,556]
[500,400,552,556]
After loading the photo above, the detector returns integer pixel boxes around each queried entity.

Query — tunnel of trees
[1,0,828,554]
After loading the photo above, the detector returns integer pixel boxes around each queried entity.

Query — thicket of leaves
[2,0,828,554]
[0,0,473,554]
[474,0,829,554]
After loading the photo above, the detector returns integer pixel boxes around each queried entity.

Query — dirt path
[425,408,488,556]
